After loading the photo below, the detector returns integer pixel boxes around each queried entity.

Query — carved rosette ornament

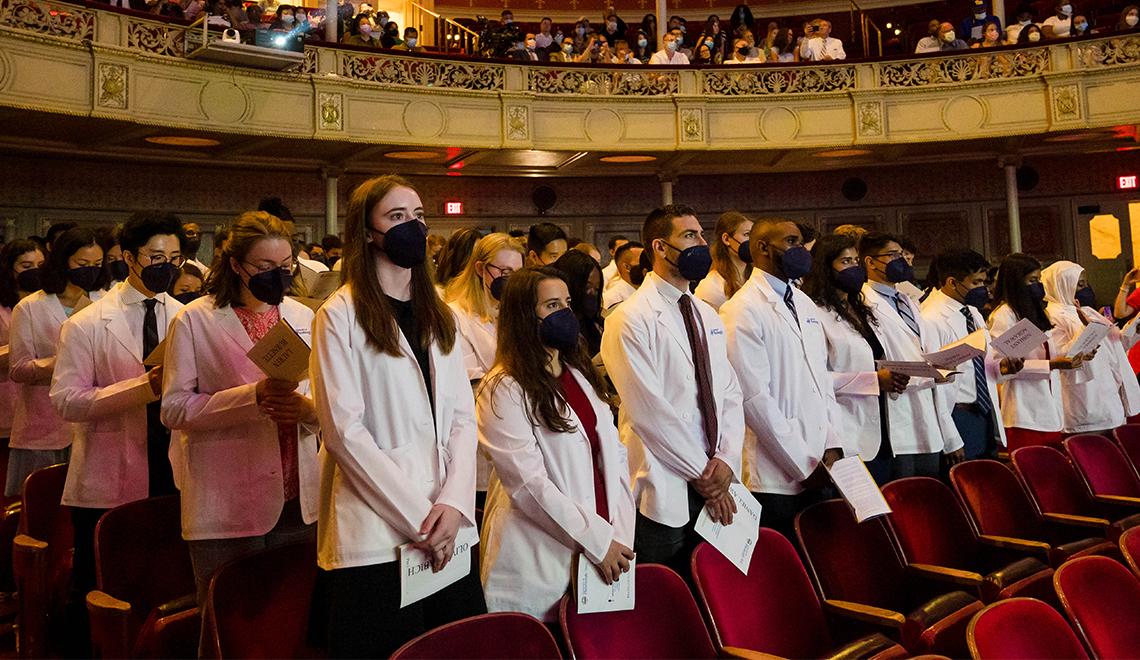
[506,105,528,140]
[857,101,883,137]
[680,108,703,142]
[97,62,127,109]
[318,92,342,131]
[1051,84,1081,121]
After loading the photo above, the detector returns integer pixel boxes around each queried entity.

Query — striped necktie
[894,293,920,336]
[961,306,994,416]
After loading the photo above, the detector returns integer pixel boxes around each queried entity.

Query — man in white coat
[50,212,185,607]
[601,204,744,578]
[859,233,965,479]
[720,219,844,539]
[920,249,1023,460]
[601,235,629,292]
[601,241,643,317]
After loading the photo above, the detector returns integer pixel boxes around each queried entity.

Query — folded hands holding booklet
[246,318,311,382]
[694,482,761,575]
[575,556,635,614]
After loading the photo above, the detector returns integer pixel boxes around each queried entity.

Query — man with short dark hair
[601,204,743,578]
[182,221,210,276]
[526,222,568,267]
[45,222,78,252]
[602,235,629,291]
[322,235,343,267]
[602,241,642,316]
[921,249,1023,460]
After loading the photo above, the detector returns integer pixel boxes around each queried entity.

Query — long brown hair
[205,211,295,309]
[342,175,456,356]
[482,268,610,434]
[711,211,751,299]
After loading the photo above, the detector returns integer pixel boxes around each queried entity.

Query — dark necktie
[678,294,718,457]
[783,284,799,326]
[961,306,994,416]
[895,292,921,336]
[143,298,175,496]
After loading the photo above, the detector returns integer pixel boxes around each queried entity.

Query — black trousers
[633,485,705,582]
[325,556,487,658]
[753,489,825,543]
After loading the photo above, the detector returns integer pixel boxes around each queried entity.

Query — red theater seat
[86,495,198,658]
[12,463,71,658]
[202,540,321,659]
[1112,424,1140,472]
[966,598,1088,660]
[1123,526,1140,579]
[882,477,1055,604]
[1054,555,1140,659]
[1011,446,1140,543]
[560,563,715,659]
[1065,434,1140,509]
[691,531,907,659]
[795,499,983,656]
[949,460,1117,567]
[391,612,561,659]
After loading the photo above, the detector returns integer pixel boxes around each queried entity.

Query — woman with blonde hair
[161,211,320,606]
[310,175,485,657]
[695,211,752,311]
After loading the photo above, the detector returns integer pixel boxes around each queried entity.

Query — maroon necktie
[679,294,718,457]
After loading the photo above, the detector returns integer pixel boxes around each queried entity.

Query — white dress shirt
[649,49,690,65]
[602,278,637,317]
[800,36,846,61]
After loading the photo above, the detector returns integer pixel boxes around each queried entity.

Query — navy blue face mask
[733,238,752,264]
[662,242,712,282]
[16,267,42,292]
[1026,281,1046,302]
[1074,286,1096,308]
[772,245,812,281]
[173,291,202,305]
[834,265,867,295]
[373,220,427,270]
[957,281,990,310]
[245,267,292,305]
[109,260,129,282]
[884,257,915,284]
[485,264,510,301]
[68,266,102,292]
[539,307,580,352]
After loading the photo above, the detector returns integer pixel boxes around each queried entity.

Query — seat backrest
[18,463,70,543]
[1066,434,1140,498]
[560,563,715,659]
[1122,526,1140,580]
[967,598,1088,660]
[1112,424,1140,472]
[1010,446,1095,516]
[794,499,907,612]
[690,531,831,658]
[94,495,194,615]
[882,477,981,569]
[1054,555,1140,659]
[206,540,320,659]
[949,460,1043,540]
[391,613,560,659]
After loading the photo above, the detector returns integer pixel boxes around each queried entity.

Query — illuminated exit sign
[1120,175,1138,191]
[445,201,464,215]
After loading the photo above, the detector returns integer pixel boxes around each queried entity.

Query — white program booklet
[694,482,761,575]
[398,526,479,608]
[991,318,1048,359]
[828,456,892,523]
[574,556,635,614]
[1066,321,1110,358]
[924,330,986,369]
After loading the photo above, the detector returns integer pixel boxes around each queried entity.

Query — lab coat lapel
[753,273,802,338]
[646,279,695,367]
[215,305,256,353]
[103,289,142,363]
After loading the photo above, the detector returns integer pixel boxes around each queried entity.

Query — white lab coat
[51,283,183,509]
[0,305,14,438]
[920,289,1007,447]
[448,300,499,490]
[310,287,478,569]
[720,272,843,495]
[477,367,635,622]
[814,303,883,460]
[160,296,320,540]
[601,279,636,317]
[1104,319,1140,417]
[862,283,965,455]
[1042,261,1126,433]
[600,273,745,527]
[601,260,620,292]
[694,270,729,312]
[8,291,76,451]
[987,304,1064,433]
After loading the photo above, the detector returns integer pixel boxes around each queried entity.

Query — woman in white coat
[6,228,105,496]
[694,211,752,311]
[800,234,909,484]
[0,240,45,448]
[989,254,1083,450]
[1041,260,1123,434]
[444,232,525,504]
[309,175,485,658]
[478,268,635,623]
[161,211,320,606]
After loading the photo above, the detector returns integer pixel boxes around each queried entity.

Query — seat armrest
[907,563,983,588]
[976,534,1050,557]
[155,593,197,618]
[906,590,980,631]
[720,647,783,659]
[1095,494,1140,507]
[823,599,906,629]
[1042,512,1110,529]
[87,590,133,659]
[13,534,50,659]
[984,557,1051,589]
[825,633,909,660]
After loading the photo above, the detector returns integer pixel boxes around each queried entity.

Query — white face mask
[1020,18,1032,25]
[607,21,617,31]
[562,43,573,53]
[638,37,647,47]
[975,11,986,18]
[405,37,416,46]
[943,30,956,41]
[1074,22,1087,31]
[1128,14,1139,26]
[281,14,293,23]
[1028,31,1041,41]
[525,39,536,49]
[666,39,678,51]
[1061,4,1072,15]
[360,23,371,34]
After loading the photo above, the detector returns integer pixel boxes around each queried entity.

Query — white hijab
[1042,260,1088,340]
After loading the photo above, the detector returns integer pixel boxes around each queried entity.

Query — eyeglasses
[874,250,904,260]
[486,264,515,277]
[242,260,294,274]
[139,252,186,267]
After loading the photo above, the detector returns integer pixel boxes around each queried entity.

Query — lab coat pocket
[384,442,432,489]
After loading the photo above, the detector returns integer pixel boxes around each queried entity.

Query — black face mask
[737,46,750,56]
[184,238,201,257]
[245,267,292,305]
[326,255,339,268]
[16,268,42,292]
[373,221,427,270]
[139,262,179,295]
[109,260,129,282]
[68,266,103,292]
[173,291,202,305]
[580,292,601,319]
